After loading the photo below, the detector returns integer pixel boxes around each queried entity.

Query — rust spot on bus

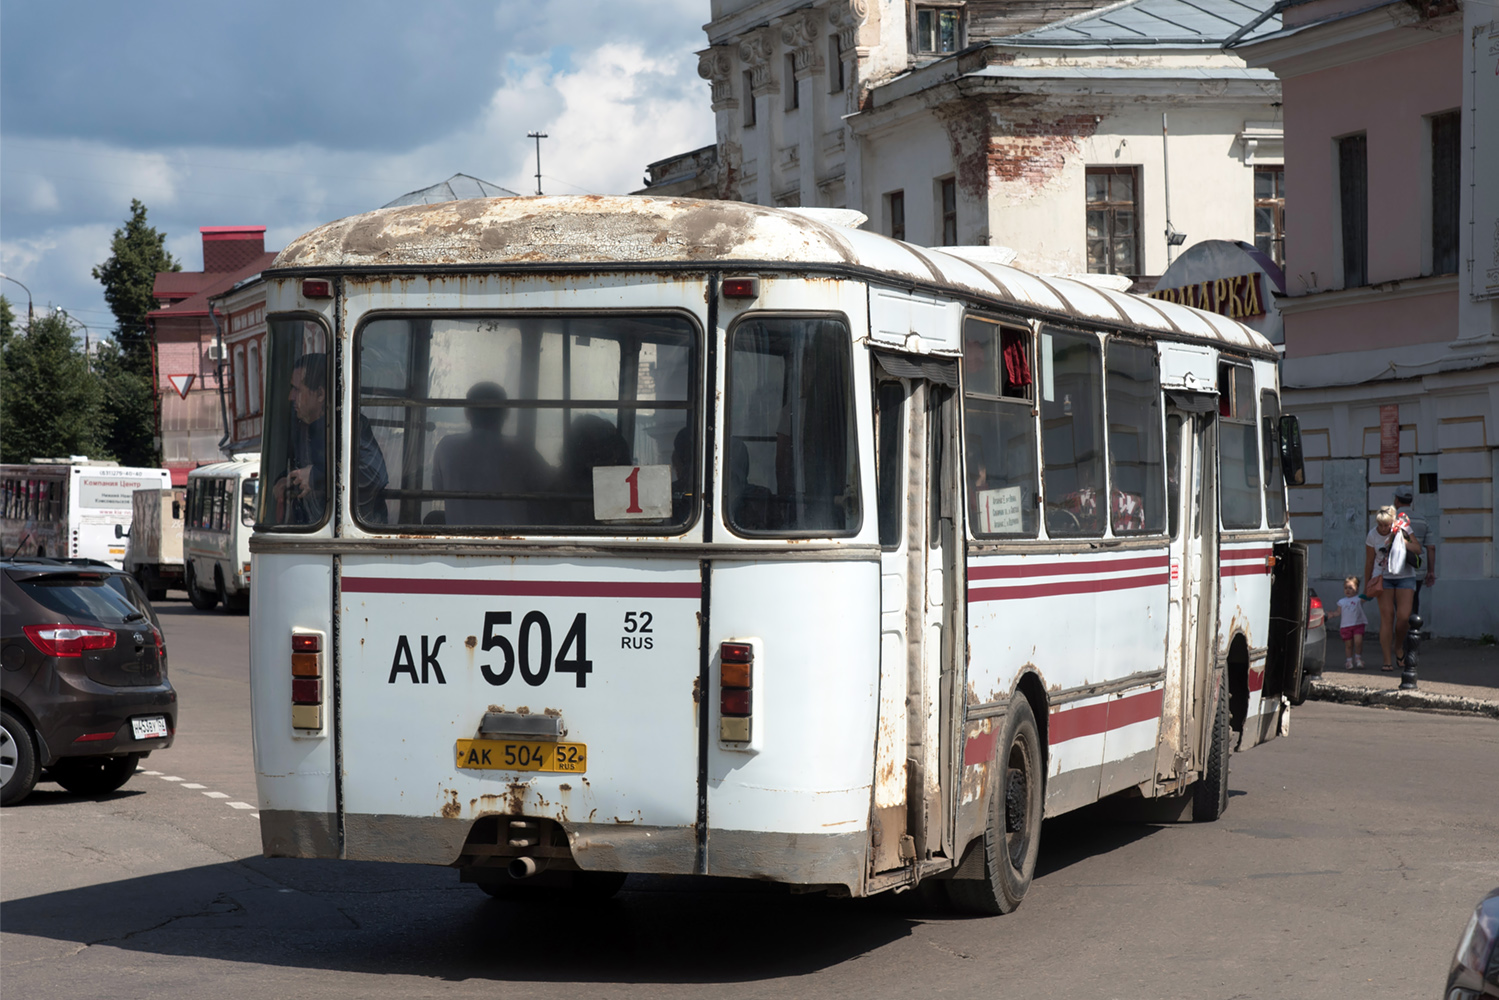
[465,635,477,649]
[441,788,461,819]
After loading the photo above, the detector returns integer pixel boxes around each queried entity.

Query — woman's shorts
[1340,624,1366,640]
[1385,576,1420,590]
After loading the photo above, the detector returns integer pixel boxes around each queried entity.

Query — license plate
[131,716,169,740]
[455,739,586,773]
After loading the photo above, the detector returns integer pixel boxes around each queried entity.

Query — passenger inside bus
[272,353,390,525]
[431,382,550,526]
[553,414,630,524]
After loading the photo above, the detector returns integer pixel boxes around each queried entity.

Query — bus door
[870,358,961,876]
[1158,399,1217,785]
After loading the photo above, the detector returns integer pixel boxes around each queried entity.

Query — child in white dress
[1325,575,1372,669]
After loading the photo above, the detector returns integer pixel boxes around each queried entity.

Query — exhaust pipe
[508,856,547,880]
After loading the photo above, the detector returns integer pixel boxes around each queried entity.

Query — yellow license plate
[455,739,587,773]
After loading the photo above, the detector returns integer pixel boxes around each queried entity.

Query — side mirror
[114,524,127,539]
[1279,414,1306,487]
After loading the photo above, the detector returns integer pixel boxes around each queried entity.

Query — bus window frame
[256,311,335,534]
[722,309,864,541]
[1103,333,1168,538]
[1216,359,1264,531]
[348,307,704,538]
[1036,322,1109,541]
[960,312,1041,541]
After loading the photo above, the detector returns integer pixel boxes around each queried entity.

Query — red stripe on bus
[968,554,1169,581]
[968,571,1169,602]
[341,577,701,599]
[1048,688,1165,746]
[1221,547,1273,560]
[1248,666,1264,693]
[963,727,999,766]
[1219,564,1269,578]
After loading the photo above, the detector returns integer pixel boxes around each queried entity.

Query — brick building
[149,227,276,485]
[649,0,1284,286]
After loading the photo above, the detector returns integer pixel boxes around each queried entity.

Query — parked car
[0,558,177,805]
[1300,587,1326,701]
[1446,887,1499,999]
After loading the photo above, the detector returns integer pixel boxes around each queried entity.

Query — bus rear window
[726,316,860,536]
[357,313,697,533]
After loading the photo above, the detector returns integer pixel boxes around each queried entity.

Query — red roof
[149,252,278,320]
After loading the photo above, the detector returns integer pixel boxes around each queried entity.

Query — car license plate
[131,716,169,740]
[455,739,586,773]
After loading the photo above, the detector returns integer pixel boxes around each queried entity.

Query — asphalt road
[3,600,1496,999]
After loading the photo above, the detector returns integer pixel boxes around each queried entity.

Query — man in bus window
[273,353,389,524]
[431,381,550,526]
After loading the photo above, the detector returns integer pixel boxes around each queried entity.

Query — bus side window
[1039,327,1106,538]
[963,317,1038,538]
[1217,362,1262,529]
[1105,339,1165,535]
[1166,413,1183,539]
[1260,389,1287,527]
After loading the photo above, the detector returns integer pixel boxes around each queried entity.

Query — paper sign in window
[979,486,1024,534]
[593,465,671,520]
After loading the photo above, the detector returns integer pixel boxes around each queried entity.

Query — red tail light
[291,630,326,731]
[1309,596,1322,609]
[24,624,117,657]
[721,277,759,299]
[720,640,754,741]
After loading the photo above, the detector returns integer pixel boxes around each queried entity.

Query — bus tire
[946,696,1043,916]
[1,708,39,807]
[185,563,217,611]
[216,570,248,615]
[51,754,140,796]
[1192,675,1231,822]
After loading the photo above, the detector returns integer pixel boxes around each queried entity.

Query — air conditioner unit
[206,344,226,361]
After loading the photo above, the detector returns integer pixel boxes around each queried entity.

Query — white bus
[249,197,1308,910]
[183,456,260,613]
[1,459,171,567]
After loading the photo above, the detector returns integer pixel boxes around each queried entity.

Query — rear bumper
[261,810,868,892]
[27,679,177,766]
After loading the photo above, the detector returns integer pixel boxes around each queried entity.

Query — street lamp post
[0,272,35,333]
[56,309,93,373]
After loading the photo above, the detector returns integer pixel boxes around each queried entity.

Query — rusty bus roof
[269,195,1274,356]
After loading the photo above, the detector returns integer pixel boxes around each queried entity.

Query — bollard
[1400,613,1422,691]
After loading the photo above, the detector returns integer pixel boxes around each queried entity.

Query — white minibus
[184,456,259,612]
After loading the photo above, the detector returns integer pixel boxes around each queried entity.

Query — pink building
[1238,0,1499,636]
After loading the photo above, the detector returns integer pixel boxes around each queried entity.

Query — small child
[1325,575,1371,669]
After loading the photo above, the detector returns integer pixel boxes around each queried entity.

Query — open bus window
[355,313,696,533]
[963,317,1038,538]
[1105,339,1165,535]
[1260,388,1286,527]
[259,318,335,530]
[1039,328,1106,537]
[726,316,860,537]
[1217,362,1262,529]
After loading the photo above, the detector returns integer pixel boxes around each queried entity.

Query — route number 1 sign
[593,465,671,520]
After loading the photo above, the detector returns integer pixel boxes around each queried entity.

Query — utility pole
[527,131,548,195]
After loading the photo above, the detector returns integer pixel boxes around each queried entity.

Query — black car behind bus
[0,559,177,805]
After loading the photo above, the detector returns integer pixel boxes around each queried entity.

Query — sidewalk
[1309,637,1499,719]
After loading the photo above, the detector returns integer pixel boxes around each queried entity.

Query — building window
[784,55,798,111]
[886,190,905,241]
[742,71,756,127]
[247,340,261,415]
[1086,167,1140,276]
[233,346,248,417]
[939,177,957,245]
[1431,110,1460,274]
[915,5,962,55]
[1338,133,1368,288]
[829,37,844,93]
[1254,166,1285,268]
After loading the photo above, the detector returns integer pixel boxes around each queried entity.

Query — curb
[1307,680,1499,719]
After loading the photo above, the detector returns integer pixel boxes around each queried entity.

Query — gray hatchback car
[0,559,177,805]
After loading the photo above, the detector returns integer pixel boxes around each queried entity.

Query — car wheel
[51,754,141,796]
[185,563,217,611]
[1,708,40,806]
[1192,674,1231,822]
[945,695,1044,915]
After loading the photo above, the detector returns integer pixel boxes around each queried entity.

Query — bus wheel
[185,563,217,611]
[216,570,248,615]
[946,696,1043,915]
[1192,675,1231,822]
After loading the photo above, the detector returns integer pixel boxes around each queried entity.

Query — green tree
[0,295,15,352]
[92,340,157,467]
[92,199,179,376]
[0,310,104,463]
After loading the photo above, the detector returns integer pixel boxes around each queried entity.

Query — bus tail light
[291,631,325,732]
[720,641,753,742]
[721,277,759,299]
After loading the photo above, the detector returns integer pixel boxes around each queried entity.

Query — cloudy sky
[1,0,715,335]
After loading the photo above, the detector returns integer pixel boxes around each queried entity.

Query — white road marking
[143,769,259,819]
[227,802,254,810]
[202,791,230,799]
[250,813,260,819]
[140,769,162,775]
[181,783,206,789]
[160,776,184,782]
